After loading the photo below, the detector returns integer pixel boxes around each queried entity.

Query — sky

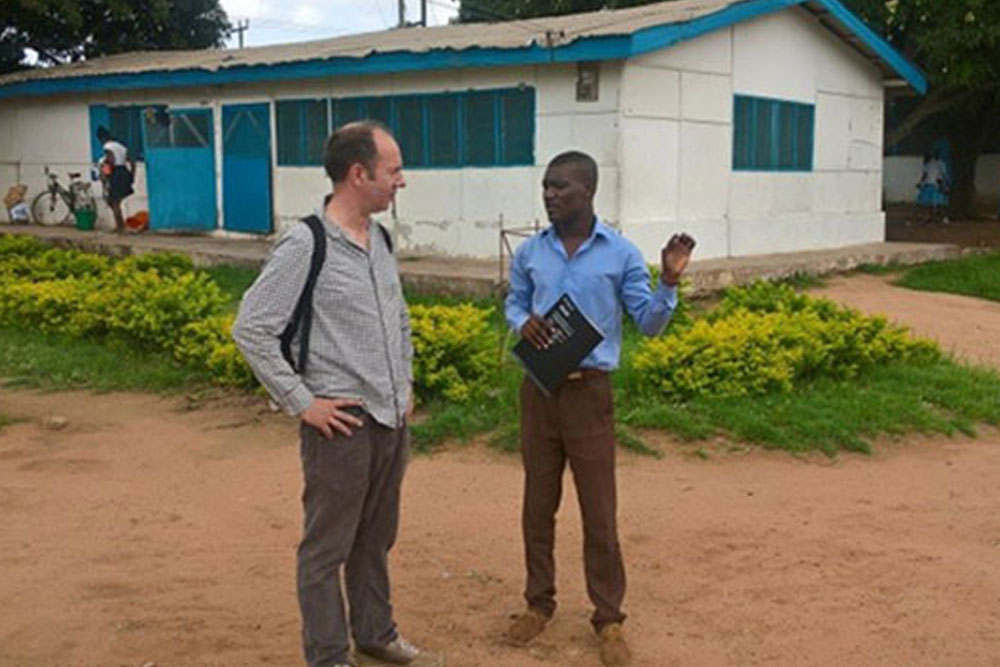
[219,0,461,48]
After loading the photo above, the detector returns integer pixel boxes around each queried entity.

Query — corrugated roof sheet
[0,0,740,85]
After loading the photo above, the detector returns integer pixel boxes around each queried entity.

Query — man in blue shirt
[504,150,695,667]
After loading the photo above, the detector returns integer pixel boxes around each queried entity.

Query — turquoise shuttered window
[276,99,328,166]
[274,87,535,170]
[463,91,497,165]
[395,96,426,167]
[427,94,460,166]
[501,88,533,165]
[733,95,814,172]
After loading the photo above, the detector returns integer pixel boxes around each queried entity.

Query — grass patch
[202,265,259,312]
[854,261,905,276]
[0,326,211,393]
[618,360,1000,456]
[893,252,1000,302]
[775,272,826,290]
[5,254,999,460]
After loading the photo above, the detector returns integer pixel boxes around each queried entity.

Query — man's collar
[541,216,611,241]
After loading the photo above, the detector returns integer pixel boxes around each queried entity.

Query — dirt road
[2,275,999,667]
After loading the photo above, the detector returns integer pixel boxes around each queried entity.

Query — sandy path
[2,274,1000,667]
[813,273,1000,368]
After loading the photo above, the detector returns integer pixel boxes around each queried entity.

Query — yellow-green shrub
[0,234,47,259]
[633,285,940,400]
[174,314,256,388]
[410,303,496,403]
[101,267,226,348]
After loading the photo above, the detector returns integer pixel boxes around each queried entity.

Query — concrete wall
[620,7,886,262]
[729,8,885,258]
[1,5,891,260]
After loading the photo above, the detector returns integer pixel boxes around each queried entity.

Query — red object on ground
[125,210,149,231]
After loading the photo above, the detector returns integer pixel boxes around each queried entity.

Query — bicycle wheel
[31,191,72,226]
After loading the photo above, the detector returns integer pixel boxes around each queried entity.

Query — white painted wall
[2,5,893,259]
[727,8,885,257]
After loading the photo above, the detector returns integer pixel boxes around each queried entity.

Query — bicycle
[30,166,96,226]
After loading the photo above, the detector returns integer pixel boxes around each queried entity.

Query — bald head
[323,120,392,184]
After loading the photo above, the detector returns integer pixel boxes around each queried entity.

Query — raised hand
[660,232,696,286]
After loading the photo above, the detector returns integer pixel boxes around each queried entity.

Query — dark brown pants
[519,372,626,631]
[297,418,409,667]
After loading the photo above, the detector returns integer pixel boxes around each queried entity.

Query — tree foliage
[844,0,1000,215]
[0,0,232,74]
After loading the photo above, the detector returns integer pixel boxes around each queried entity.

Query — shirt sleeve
[620,245,677,337]
[232,227,315,416]
[504,243,533,334]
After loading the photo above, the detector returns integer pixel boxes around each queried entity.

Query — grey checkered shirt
[233,206,412,429]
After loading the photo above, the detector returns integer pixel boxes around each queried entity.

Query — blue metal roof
[0,0,926,100]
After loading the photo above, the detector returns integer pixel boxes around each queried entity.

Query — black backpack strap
[279,215,326,373]
[377,222,393,253]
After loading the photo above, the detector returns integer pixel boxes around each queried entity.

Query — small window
[733,95,814,172]
[142,107,212,150]
[276,99,328,166]
[576,62,600,102]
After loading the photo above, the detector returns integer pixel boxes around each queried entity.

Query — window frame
[732,94,814,173]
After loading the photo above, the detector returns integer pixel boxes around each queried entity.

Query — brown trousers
[519,371,626,631]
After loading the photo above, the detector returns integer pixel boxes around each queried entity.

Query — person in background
[96,126,134,233]
[916,151,949,224]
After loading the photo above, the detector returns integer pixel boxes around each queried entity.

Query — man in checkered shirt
[234,121,443,667]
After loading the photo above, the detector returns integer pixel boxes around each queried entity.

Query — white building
[0,0,925,260]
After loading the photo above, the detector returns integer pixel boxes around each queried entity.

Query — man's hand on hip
[660,232,697,286]
[301,397,364,439]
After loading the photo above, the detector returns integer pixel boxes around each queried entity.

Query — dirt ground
[3,275,1000,667]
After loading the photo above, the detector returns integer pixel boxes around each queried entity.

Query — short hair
[323,120,392,183]
[96,126,112,142]
[547,150,598,193]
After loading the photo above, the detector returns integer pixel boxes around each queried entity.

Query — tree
[842,0,1000,217]
[0,0,232,74]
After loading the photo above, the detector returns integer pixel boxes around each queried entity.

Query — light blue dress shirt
[505,218,678,371]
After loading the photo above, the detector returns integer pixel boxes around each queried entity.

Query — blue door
[222,104,272,234]
[143,107,217,231]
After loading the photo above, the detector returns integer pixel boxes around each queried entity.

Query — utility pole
[420,0,427,27]
[234,19,250,48]
[397,0,406,27]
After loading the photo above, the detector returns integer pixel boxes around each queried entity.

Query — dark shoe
[598,623,631,666]
[355,635,444,667]
[504,607,551,645]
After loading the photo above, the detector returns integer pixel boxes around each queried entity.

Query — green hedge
[0,236,498,402]
[633,281,940,400]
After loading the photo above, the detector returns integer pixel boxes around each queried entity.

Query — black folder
[512,293,604,396]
